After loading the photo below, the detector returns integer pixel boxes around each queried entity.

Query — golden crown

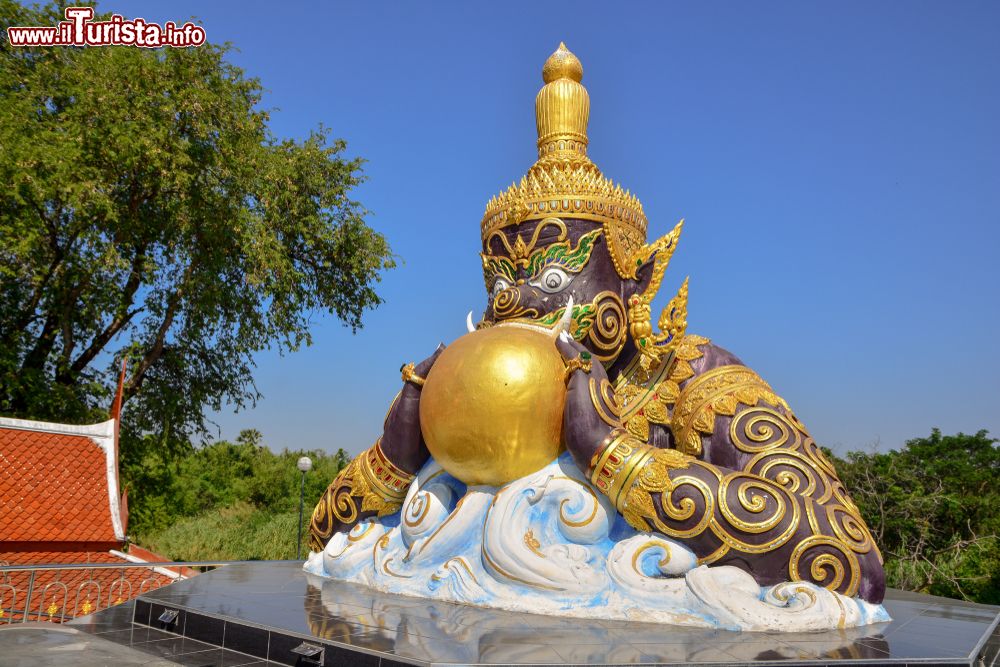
[481,43,649,279]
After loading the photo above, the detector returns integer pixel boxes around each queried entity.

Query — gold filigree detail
[671,365,788,456]
[485,218,567,266]
[308,440,416,552]
[612,334,710,444]
[482,161,648,279]
[524,529,545,558]
[627,221,689,363]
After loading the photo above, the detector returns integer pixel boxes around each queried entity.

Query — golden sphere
[419,324,566,486]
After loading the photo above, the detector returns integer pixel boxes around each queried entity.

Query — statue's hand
[380,343,445,474]
[555,335,617,477]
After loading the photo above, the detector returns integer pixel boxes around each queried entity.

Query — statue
[305,44,887,631]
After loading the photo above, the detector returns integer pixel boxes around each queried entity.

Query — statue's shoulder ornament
[613,333,710,443]
[614,335,814,458]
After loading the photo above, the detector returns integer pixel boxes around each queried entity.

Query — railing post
[22,570,35,624]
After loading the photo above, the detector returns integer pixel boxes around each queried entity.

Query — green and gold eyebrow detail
[524,229,601,279]
[481,217,602,289]
[481,255,516,289]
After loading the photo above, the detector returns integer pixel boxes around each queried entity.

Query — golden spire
[481,43,649,279]
[535,42,589,160]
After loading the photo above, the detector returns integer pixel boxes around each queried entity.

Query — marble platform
[68,560,1000,666]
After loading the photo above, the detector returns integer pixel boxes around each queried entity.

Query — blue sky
[120,1,999,457]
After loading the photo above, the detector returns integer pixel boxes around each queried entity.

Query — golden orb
[418,324,567,486]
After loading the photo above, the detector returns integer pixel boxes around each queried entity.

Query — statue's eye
[491,277,512,299]
[532,266,572,294]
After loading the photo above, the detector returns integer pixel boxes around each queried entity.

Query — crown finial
[483,44,649,280]
[542,42,583,84]
[535,43,590,160]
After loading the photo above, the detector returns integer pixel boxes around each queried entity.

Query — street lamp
[296,456,313,559]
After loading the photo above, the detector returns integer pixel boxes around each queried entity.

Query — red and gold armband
[349,439,416,516]
[589,429,692,518]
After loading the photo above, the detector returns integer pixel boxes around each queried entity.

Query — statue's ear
[630,252,658,298]
[625,219,684,300]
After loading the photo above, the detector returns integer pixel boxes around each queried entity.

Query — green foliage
[128,429,348,540]
[142,504,306,562]
[0,1,394,466]
[832,429,1000,603]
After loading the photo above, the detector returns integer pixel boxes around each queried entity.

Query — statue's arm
[560,339,886,603]
[307,345,444,552]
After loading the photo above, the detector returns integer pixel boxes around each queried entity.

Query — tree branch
[69,246,148,375]
[125,264,194,400]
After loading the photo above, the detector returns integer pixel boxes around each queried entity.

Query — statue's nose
[492,285,541,321]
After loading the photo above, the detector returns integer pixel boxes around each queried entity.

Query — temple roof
[0,416,125,545]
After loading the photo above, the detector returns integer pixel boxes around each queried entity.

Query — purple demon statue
[307,43,885,617]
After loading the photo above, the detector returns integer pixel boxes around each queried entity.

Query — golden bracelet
[359,438,416,504]
[589,429,655,510]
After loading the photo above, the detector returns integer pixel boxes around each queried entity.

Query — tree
[834,429,1000,603]
[0,2,394,460]
[128,427,351,542]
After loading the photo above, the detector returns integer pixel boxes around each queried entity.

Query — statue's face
[481,217,639,364]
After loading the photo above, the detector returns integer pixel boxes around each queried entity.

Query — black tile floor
[70,561,1000,666]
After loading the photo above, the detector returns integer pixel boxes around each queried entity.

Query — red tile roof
[0,381,194,622]
[0,421,123,544]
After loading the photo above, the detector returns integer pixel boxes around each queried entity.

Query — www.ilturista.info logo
[7,7,206,48]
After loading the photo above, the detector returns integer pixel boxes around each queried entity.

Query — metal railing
[0,560,249,624]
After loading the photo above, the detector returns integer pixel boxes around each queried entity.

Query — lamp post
[296,456,313,559]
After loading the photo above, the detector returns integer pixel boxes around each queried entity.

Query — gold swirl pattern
[404,490,432,528]
[672,365,787,456]
[492,287,539,320]
[826,505,875,556]
[585,292,627,362]
[554,476,601,528]
[630,541,672,574]
[730,407,799,452]
[747,450,828,502]
[712,474,799,553]
[430,557,480,585]
[402,469,447,531]
[790,536,860,596]
[603,387,879,597]
[308,441,416,552]
[732,407,878,567]
[589,378,622,427]
[347,520,376,543]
